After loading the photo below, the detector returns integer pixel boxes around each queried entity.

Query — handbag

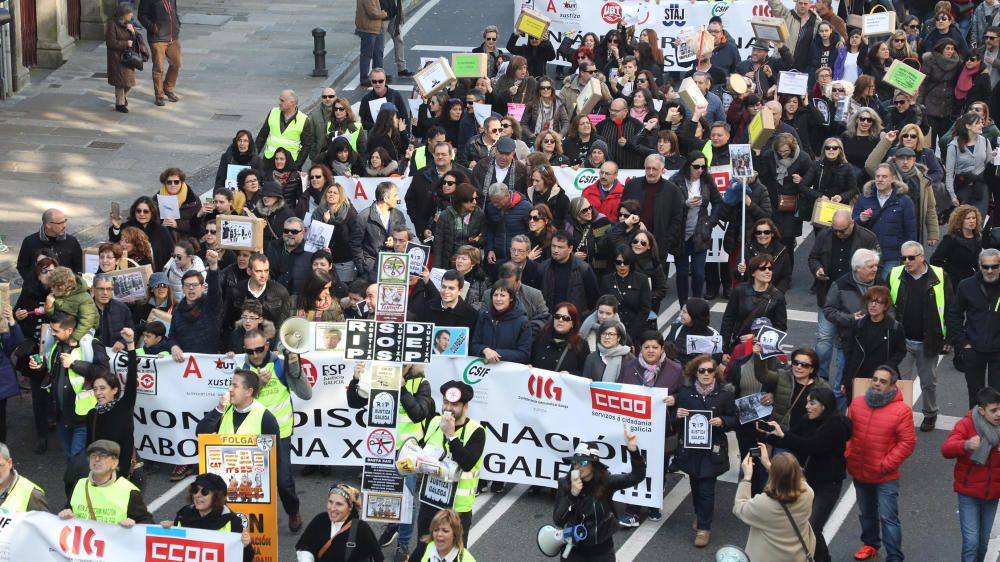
[780,501,816,562]
[778,194,798,212]
[121,46,143,71]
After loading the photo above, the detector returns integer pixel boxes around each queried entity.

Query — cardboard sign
[883,59,926,97]
[748,108,776,151]
[472,103,493,126]
[751,16,789,43]
[679,76,707,114]
[377,252,410,284]
[345,320,435,363]
[375,283,409,322]
[199,433,278,562]
[684,28,714,59]
[217,215,265,252]
[575,78,603,115]
[862,9,896,37]
[368,97,388,121]
[452,52,488,78]
[811,199,853,227]
[684,410,713,449]
[777,71,809,96]
[413,58,456,97]
[515,7,550,39]
[107,265,153,304]
[406,242,431,276]
[853,379,914,407]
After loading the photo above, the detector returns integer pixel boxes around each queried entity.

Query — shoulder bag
[780,501,815,562]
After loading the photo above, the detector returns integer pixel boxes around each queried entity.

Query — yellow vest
[421,547,477,562]
[422,417,484,513]
[219,400,269,435]
[70,476,138,524]
[396,376,427,449]
[48,343,97,416]
[0,473,43,513]
[250,361,293,439]
[327,120,363,152]
[264,107,308,160]
[888,264,947,337]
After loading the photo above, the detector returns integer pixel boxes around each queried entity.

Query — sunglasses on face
[858,117,874,123]
[902,255,920,261]
[893,38,905,43]
[489,127,502,133]
[982,264,1000,270]
[832,88,846,93]
[608,39,618,44]
[443,179,456,186]
[636,78,648,83]
[165,179,181,185]
[756,265,773,271]
[824,145,840,151]
[631,239,648,247]
[901,133,918,139]
[245,345,267,354]
[371,79,385,84]
[485,37,497,42]
[502,123,512,129]
[696,367,714,374]
[619,212,631,219]
[754,229,772,235]
[539,86,552,91]
[543,138,555,143]
[615,259,627,265]
[172,254,186,260]
[191,485,213,496]
[580,207,593,213]
[528,215,542,221]
[311,174,324,179]
[135,208,150,214]
[690,164,705,170]
[791,359,813,368]
[907,24,919,29]
[334,106,346,111]
[284,229,302,235]
[553,313,572,322]
[321,95,336,99]
[936,15,950,21]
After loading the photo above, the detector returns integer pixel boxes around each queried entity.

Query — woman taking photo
[582,319,633,382]
[866,124,944,185]
[722,254,788,352]
[526,204,557,262]
[759,133,814,267]
[163,474,254,562]
[563,114,604,167]
[737,218,792,293]
[533,131,572,167]
[945,112,994,215]
[600,248,651,343]
[921,38,962,149]
[214,130,261,189]
[110,196,175,271]
[433,183,484,269]
[469,280,532,365]
[554,426,645,561]
[930,204,983,286]
[295,483,383,561]
[452,245,491,310]
[762,387,852,560]
[531,302,589,376]
[673,152,722,305]
[527,164,569,227]
[733,450,816,562]
[419,509,477,562]
[675,355,737,547]
[311,182,359,282]
[105,3,138,113]
[523,77,570,141]
[751,345,831,432]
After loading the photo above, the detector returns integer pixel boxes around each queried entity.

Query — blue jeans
[856,479,903,561]
[958,493,998,562]
[689,476,717,530]
[833,348,848,412]
[879,259,901,279]
[57,422,87,460]
[277,436,300,516]
[398,473,418,546]
[359,32,385,82]
[675,238,707,305]
[816,311,837,382]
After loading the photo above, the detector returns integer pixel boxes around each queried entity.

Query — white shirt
[843,52,860,82]
[429,547,460,562]
[248,280,266,299]
[328,520,345,538]
[876,188,891,207]
[494,163,510,183]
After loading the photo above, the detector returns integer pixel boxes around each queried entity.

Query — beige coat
[355,0,386,34]
[733,480,816,562]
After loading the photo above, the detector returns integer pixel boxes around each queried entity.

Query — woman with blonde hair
[311,182,359,282]
[865,122,945,185]
[930,204,983,286]
[734,449,816,562]
[417,509,477,561]
[840,107,882,180]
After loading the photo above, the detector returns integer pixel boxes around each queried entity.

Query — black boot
[34,438,47,454]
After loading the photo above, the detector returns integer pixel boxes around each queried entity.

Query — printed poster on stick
[361,363,413,523]
[378,252,410,284]
[199,433,278,562]
[376,283,409,322]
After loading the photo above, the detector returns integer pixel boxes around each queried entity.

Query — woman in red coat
[941,386,1000,562]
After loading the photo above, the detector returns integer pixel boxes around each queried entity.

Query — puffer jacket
[582,180,625,222]
[752,356,832,431]
[852,180,916,262]
[942,411,1000,500]
[810,157,857,203]
[673,383,738,478]
[846,389,916,484]
[484,191,531,262]
[468,301,532,364]
[49,278,100,344]
[919,51,962,119]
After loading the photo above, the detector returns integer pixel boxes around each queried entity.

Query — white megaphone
[278,317,312,354]
[716,545,751,562]
[537,524,587,558]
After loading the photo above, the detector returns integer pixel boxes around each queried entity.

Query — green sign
[452,54,485,78]
[884,60,925,96]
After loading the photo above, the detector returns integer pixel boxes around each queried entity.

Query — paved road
[1,0,996,560]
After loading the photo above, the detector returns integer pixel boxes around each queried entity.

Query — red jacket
[846,389,916,484]
[942,412,1000,500]
[582,181,624,221]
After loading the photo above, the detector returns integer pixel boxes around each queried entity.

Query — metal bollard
[312,28,328,77]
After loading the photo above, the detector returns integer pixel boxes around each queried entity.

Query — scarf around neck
[158,182,190,207]
[599,344,632,382]
[695,379,716,396]
[864,386,898,408]
[971,407,1000,465]
[636,353,664,385]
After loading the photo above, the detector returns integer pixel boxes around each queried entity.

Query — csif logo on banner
[462,358,491,385]
[711,1,730,16]
[527,372,562,401]
[59,525,105,557]
[591,385,652,420]
[145,527,225,562]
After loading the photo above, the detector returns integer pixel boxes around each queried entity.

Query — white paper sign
[686,334,724,355]
[226,164,250,190]
[156,194,181,220]
[305,220,335,252]
[368,97,388,120]
[777,71,809,96]
[473,103,493,126]
[407,98,422,119]
[652,98,663,112]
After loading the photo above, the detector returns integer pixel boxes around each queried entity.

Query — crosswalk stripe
[614,478,692,560]
[468,484,527,548]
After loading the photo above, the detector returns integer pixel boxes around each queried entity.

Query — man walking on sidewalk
[139,0,182,107]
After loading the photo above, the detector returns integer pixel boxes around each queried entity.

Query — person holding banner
[0,443,47,513]
[60,439,153,526]
[296,483,383,562]
[163,473,254,562]
[553,426,644,562]
[413,381,486,559]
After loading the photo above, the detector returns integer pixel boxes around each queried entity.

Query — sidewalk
[0,0,385,284]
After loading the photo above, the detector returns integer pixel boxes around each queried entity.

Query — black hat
[562,441,605,467]
[894,147,917,157]
[440,380,474,404]
[496,136,517,154]
[192,473,227,492]
[260,180,283,199]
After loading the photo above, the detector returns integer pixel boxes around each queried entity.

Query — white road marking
[148,475,196,514]
[823,484,856,544]
[985,504,1000,561]
[614,478,692,561]
[412,45,471,52]
[345,0,444,91]
[468,484,527,548]
[709,302,818,323]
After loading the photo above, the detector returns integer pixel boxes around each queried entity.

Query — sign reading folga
[346,320,434,363]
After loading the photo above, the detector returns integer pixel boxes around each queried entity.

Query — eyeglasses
[190,485,213,497]
[824,145,840,151]
[902,255,920,261]
[831,88,846,93]
[284,229,303,235]
[636,78,648,83]
[791,359,813,368]
[579,207,593,213]
[135,208,151,214]
[982,264,1000,270]
[245,345,267,354]
[756,265,773,271]
[334,106,346,112]
[696,367,715,374]
[969,57,982,62]
[690,164,705,170]
[205,229,217,234]
[240,315,261,321]
[310,174,324,179]
[165,179,182,185]
[371,79,385,84]
[465,100,476,106]
[754,229,772,235]
[631,239,648,246]
[542,138,555,143]
[893,38,905,43]
[857,116,873,123]
[321,95,336,99]
[988,36,1000,40]
[615,259,627,265]
[907,24,920,29]
[554,313,572,322]
[443,179,457,186]
[600,331,620,339]
[539,86,552,91]
[182,282,202,289]
[501,123,512,129]
[489,127,502,133]
[528,215,542,221]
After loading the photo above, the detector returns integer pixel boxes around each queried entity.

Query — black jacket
[407,164,472,238]
[295,513,384,562]
[719,178,772,256]
[947,272,1000,352]
[930,233,982,288]
[173,505,254,562]
[810,158,858,203]
[673,383,738,478]
[505,32,556,77]
[888,264,952,355]
[621,176,685,258]
[842,315,906,394]
[737,240,792,293]
[595,116,653,169]
[138,0,180,42]
[600,271,651,342]
[226,279,292,328]
[168,270,222,354]
[822,271,887,349]
[808,224,880,305]
[531,329,590,376]
[16,230,83,278]
[773,412,853,486]
[96,300,135,348]
[538,257,600,317]
[671,171,723,254]
[757,146,817,239]
[409,281,479,332]
[720,284,788,351]
[265,241,313,297]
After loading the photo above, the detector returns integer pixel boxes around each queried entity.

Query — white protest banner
[336,175,415,231]
[0,511,243,560]
[156,194,181,220]
[304,220,335,252]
